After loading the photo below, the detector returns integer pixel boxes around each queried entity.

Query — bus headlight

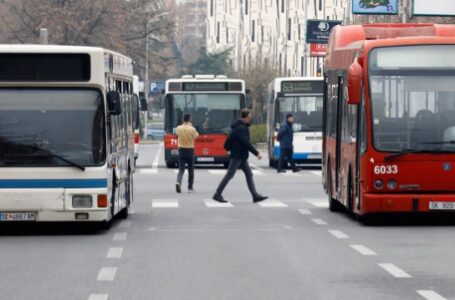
[374,179,384,190]
[387,180,397,190]
[72,195,93,208]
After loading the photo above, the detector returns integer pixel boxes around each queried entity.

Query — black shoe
[277,170,286,173]
[176,183,181,193]
[253,194,268,203]
[212,194,228,203]
[292,168,302,173]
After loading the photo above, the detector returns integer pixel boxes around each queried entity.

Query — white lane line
[258,199,288,208]
[107,247,123,259]
[378,263,412,278]
[252,170,264,176]
[208,170,226,175]
[113,232,127,241]
[310,171,322,176]
[139,168,158,174]
[309,200,329,208]
[328,229,349,239]
[118,221,131,228]
[311,218,328,225]
[350,244,377,256]
[152,199,179,208]
[151,143,162,171]
[204,199,233,208]
[97,267,117,281]
[88,294,109,300]
[417,290,447,300]
[298,209,312,215]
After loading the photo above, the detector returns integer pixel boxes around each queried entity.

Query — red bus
[322,23,455,216]
[163,75,249,168]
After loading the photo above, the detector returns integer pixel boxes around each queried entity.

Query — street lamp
[144,11,170,138]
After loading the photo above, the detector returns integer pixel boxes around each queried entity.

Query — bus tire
[327,163,344,212]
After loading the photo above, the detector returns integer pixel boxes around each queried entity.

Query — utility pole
[39,28,48,44]
[401,0,408,23]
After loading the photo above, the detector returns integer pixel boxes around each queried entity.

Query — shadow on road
[358,213,455,227]
[0,221,112,236]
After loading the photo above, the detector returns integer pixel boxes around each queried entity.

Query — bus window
[275,95,323,131]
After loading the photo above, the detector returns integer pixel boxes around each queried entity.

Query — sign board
[150,81,165,94]
[352,0,398,14]
[306,20,342,44]
[281,81,324,94]
[310,44,328,57]
[413,0,455,16]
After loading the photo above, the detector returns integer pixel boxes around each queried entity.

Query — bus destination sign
[183,82,228,92]
[281,81,324,94]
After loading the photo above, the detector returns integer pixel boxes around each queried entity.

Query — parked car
[146,123,165,141]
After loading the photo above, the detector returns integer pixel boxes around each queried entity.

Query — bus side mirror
[347,60,363,105]
[107,91,122,115]
[140,96,148,111]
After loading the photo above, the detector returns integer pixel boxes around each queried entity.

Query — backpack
[224,132,233,151]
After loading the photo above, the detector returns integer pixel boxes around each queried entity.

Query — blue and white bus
[267,77,324,168]
[0,45,136,228]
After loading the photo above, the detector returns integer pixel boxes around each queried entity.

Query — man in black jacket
[213,109,268,203]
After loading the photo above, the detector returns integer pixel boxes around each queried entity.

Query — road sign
[352,0,398,14]
[150,81,165,94]
[310,44,328,57]
[413,0,455,16]
[306,20,342,44]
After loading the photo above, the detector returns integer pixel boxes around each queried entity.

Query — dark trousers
[215,158,258,197]
[176,148,195,189]
[277,148,296,171]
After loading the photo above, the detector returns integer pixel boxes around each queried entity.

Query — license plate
[429,202,455,210]
[0,212,36,221]
[197,157,215,162]
[308,154,321,159]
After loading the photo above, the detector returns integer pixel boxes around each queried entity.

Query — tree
[185,46,232,75]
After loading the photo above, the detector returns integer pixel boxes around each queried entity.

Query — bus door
[335,76,344,193]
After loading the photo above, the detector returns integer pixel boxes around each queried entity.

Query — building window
[319,0,322,11]
[245,0,249,15]
[216,22,220,44]
[210,0,214,16]
[252,20,255,42]
[281,0,285,13]
[287,18,291,40]
[261,25,264,44]
[226,27,229,43]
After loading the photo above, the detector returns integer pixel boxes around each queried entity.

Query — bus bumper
[273,147,322,165]
[165,149,230,165]
[363,193,455,214]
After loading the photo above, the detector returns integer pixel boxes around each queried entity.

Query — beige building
[207,0,349,76]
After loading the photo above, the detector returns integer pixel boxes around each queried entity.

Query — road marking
[208,170,226,175]
[258,199,288,208]
[311,218,328,225]
[152,199,179,208]
[88,294,108,300]
[378,263,411,278]
[139,168,158,174]
[310,171,322,176]
[204,199,233,208]
[97,267,117,281]
[282,172,301,176]
[113,232,127,241]
[250,163,265,171]
[309,200,329,208]
[328,229,349,239]
[417,290,447,300]
[118,221,131,228]
[298,209,312,215]
[350,244,377,256]
[107,247,123,259]
[151,144,162,172]
[252,170,264,176]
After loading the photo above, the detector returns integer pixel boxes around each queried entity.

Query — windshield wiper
[384,148,453,161]
[1,141,85,171]
[421,140,455,145]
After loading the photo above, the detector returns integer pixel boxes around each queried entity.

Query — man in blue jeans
[277,113,302,173]
[212,109,268,203]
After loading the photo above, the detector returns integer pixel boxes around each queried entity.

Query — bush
[249,124,267,144]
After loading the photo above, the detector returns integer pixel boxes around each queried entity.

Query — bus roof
[325,23,455,69]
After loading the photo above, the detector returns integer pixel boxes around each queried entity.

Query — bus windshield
[276,96,323,132]
[0,89,106,167]
[167,93,243,134]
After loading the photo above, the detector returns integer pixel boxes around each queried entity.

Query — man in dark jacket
[213,109,268,203]
[277,113,301,173]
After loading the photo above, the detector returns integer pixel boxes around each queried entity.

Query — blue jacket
[278,121,294,149]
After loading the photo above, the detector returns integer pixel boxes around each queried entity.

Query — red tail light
[164,134,178,144]
[134,133,140,144]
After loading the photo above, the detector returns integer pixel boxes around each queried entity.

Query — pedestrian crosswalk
[139,168,323,177]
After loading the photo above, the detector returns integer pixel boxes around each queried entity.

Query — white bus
[267,77,324,168]
[0,45,136,228]
[163,75,249,168]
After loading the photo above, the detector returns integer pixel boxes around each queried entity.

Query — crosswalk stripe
[152,199,179,208]
[417,290,447,300]
[204,199,234,208]
[208,170,226,175]
[308,200,329,208]
[310,171,322,176]
[350,244,377,256]
[378,263,412,278]
[88,294,108,300]
[139,168,158,174]
[258,199,288,208]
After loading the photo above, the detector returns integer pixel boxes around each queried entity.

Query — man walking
[213,109,268,203]
[277,113,301,173]
[175,113,199,193]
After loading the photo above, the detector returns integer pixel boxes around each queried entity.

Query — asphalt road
[1,143,455,300]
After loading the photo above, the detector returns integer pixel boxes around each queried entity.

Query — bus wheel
[328,164,344,212]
